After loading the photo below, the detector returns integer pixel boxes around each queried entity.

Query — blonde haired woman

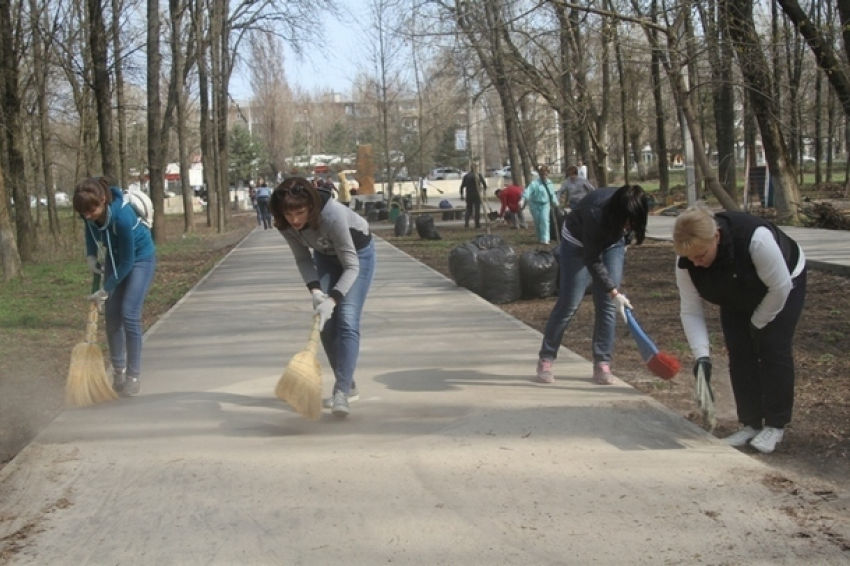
[673,204,806,453]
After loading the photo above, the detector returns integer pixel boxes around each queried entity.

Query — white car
[498,165,537,179]
[427,167,462,180]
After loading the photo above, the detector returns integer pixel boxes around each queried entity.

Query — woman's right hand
[311,289,327,309]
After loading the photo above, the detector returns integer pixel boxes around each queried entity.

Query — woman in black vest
[673,204,807,453]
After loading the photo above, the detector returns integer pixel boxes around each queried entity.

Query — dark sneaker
[122,376,140,397]
[112,369,127,394]
[323,385,359,409]
[331,390,350,417]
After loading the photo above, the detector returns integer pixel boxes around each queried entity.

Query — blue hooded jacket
[83,186,156,292]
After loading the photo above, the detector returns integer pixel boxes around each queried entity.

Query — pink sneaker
[536,359,554,383]
[592,363,615,385]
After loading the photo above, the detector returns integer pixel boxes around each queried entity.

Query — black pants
[465,200,481,228]
[721,267,807,429]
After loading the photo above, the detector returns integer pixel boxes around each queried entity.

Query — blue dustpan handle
[625,307,659,362]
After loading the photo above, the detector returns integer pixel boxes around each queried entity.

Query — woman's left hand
[314,297,336,331]
[611,291,632,323]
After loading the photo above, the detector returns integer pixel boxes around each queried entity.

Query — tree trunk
[699,0,738,202]
[170,0,193,232]
[112,0,129,190]
[725,0,801,223]
[0,0,35,261]
[147,0,164,241]
[30,0,60,234]
[0,158,21,280]
[87,0,116,179]
[650,0,669,198]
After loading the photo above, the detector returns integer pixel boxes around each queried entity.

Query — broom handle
[306,315,321,355]
[84,274,102,344]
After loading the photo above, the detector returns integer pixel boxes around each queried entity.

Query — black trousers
[721,267,807,429]
[465,200,481,228]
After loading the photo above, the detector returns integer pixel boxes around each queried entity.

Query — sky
[230,2,368,100]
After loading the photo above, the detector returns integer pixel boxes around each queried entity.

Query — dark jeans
[105,256,157,378]
[256,197,271,229]
[722,267,807,429]
[465,200,481,228]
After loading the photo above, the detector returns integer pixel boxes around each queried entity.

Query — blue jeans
[313,241,376,395]
[105,256,156,378]
[539,238,625,364]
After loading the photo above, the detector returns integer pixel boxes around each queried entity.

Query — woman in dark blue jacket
[536,185,649,385]
[73,177,156,396]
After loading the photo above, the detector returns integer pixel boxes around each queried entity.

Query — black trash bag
[520,249,559,298]
[367,208,380,222]
[478,245,521,304]
[550,206,566,242]
[438,199,453,209]
[394,212,413,237]
[448,242,482,294]
[415,214,441,240]
[471,234,504,250]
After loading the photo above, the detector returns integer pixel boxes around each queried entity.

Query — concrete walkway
[1,224,849,564]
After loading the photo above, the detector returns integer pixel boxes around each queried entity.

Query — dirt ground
[388,223,850,497]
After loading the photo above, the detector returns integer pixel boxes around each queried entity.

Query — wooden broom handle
[306,315,321,355]
[84,301,100,344]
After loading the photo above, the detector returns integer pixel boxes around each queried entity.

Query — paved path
[1,227,848,564]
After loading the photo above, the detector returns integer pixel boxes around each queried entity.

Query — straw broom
[275,315,323,420]
[66,275,118,407]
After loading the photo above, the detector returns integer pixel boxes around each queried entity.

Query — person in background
[337,171,352,208]
[419,177,428,205]
[73,176,157,397]
[673,204,807,454]
[495,185,527,229]
[521,165,556,245]
[269,176,376,417]
[535,185,649,385]
[558,165,596,209]
[255,178,272,229]
[459,163,487,229]
[577,161,588,180]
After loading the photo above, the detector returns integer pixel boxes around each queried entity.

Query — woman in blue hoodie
[73,177,156,396]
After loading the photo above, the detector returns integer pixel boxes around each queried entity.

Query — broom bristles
[275,317,323,420]
[646,351,681,380]
[66,342,118,407]
[275,351,323,420]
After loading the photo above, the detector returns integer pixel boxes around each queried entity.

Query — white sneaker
[750,427,784,454]
[322,386,359,409]
[723,426,760,447]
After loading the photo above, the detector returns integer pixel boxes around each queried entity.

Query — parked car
[427,167,462,180]
[497,165,538,179]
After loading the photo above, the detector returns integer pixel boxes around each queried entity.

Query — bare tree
[248,32,293,179]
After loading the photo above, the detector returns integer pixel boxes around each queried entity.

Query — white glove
[519,199,526,210]
[311,289,328,309]
[86,256,102,275]
[314,297,336,331]
[611,292,632,323]
[87,289,108,306]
